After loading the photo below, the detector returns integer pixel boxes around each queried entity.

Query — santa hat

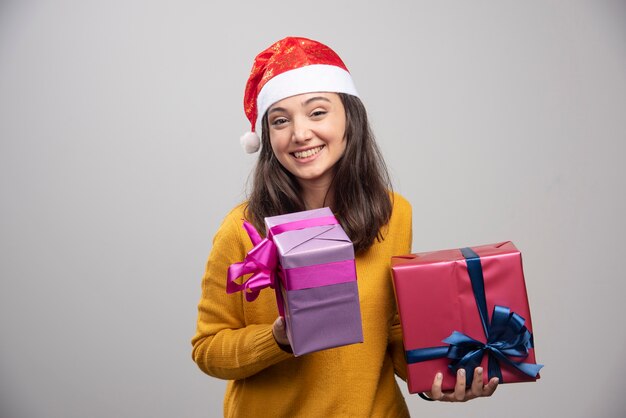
[240,37,359,153]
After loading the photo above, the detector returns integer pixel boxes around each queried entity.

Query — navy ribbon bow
[406,247,543,385]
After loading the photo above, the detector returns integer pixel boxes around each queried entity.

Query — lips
[292,145,324,159]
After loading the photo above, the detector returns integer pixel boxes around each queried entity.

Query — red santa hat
[240,37,359,153]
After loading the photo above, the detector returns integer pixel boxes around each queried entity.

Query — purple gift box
[265,208,363,356]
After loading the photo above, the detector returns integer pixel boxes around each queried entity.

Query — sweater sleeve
[388,193,413,380]
[191,208,293,380]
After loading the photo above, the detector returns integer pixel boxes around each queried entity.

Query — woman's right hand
[272,317,289,346]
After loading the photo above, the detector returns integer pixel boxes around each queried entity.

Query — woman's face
[267,92,347,187]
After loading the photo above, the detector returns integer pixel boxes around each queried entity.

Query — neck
[299,178,335,210]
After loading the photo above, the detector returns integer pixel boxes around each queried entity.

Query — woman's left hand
[428,367,499,402]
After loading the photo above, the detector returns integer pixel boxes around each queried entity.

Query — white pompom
[240,131,261,153]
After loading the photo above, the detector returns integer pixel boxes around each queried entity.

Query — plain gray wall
[1,1,625,417]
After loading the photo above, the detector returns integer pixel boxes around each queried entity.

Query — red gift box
[391,242,542,394]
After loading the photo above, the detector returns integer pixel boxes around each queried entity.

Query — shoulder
[212,202,250,248]
[390,192,411,212]
[385,191,412,253]
[221,202,249,225]
[390,191,412,221]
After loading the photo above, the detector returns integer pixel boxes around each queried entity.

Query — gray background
[1,0,625,417]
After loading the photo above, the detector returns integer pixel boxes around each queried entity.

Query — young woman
[191,37,498,418]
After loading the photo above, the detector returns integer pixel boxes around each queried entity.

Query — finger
[453,368,467,401]
[470,367,484,397]
[482,377,500,397]
[272,317,289,345]
[430,372,446,401]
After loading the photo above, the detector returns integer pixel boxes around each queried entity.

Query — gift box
[227,207,363,356]
[391,242,542,393]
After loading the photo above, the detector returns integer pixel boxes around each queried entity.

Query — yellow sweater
[192,193,412,418]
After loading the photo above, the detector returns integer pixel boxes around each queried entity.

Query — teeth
[294,146,323,159]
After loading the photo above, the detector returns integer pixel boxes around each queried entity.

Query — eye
[310,109,327,118]
[270,117,289,126]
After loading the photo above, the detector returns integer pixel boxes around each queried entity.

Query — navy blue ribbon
[406,247,543,385]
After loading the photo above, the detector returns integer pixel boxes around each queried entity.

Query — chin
[297,165,322,176]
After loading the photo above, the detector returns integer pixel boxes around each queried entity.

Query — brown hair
[245,93,393,254]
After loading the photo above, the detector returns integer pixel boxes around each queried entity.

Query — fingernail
[459,369,465,377]
[436,372,443,380]
[494,378,499,384]
[476,367,483,374]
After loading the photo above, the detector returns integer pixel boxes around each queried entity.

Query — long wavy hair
[245,93,393,254]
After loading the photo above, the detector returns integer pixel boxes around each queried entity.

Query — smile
[292,145,324,159]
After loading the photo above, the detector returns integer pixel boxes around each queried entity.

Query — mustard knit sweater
[192,193,412,418]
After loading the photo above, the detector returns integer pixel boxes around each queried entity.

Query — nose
[292,117,313,143]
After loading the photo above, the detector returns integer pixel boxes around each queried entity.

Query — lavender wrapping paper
[265,208,363,356]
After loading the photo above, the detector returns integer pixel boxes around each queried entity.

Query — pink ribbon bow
[226,221,279,302]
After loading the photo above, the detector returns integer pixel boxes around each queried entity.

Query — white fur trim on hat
[255,64,359,133]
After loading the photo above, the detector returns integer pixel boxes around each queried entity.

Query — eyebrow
[268,106,286,114]
[268,96,332,114]
[303,96,332,106]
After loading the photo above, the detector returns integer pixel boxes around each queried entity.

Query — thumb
[272,317,289,345]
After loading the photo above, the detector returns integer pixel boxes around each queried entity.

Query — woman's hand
[428,367,499,402]
[272,317,289,346]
